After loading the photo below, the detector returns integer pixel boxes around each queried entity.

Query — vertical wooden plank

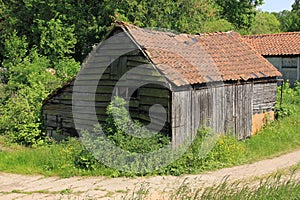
[172,91,192,148]
[247,83,253,137]
[211,87,217,133]
[234,84,253,139]
[217,86,225,134]
[224,85,235,135]
[191,90,201,139]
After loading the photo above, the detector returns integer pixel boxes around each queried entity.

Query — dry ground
[0,149,300,200]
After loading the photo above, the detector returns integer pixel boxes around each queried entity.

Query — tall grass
[170,174,300,200]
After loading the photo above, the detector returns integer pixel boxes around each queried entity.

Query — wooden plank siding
[43,35,172,138]
[253,82,277,114]
[172,83,254,147]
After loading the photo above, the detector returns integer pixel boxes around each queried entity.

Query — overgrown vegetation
[103,97,171,153]
[0,29,79,146]
[0,82,299,177]
[0,0,299,145]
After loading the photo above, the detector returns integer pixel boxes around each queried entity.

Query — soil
[0,149,300,200]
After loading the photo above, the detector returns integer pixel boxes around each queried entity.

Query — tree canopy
[273,0,300,32]
[0,0,266,64]
[249,11,281,34]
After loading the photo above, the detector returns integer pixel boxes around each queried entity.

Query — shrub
[275,80,300,119]
[0,32,79,146]
[162,129,245,175]
[0,73,60,146]
[103,96,171,153]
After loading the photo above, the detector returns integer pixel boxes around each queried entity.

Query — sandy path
[0,149,300,200]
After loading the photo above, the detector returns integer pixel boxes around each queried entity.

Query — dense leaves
[249,12,281,34]
[0,27,79,145]
[273,0,300,32]
[215,0,263,29]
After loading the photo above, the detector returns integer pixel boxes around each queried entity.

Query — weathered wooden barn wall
[252,81,277,133]
[253,81,277,114]
[44,78,278,142]
[266,56,300,85]
[172,83,254,147]
[43,30,171,138]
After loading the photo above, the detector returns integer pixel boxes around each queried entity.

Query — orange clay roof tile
[120,23,281,86]
[244,32,300,56]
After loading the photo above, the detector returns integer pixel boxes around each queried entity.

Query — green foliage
[275,81,300,119]
[162,129,245,176]
[0,24,79,145]
[201,19,234,33]
[74,146,98,171]
[1,31,28,69]
[273,0,300,32]
[103,97,170,153]
[112,0,225,34]
[54,58,80,82]
[0,33,65,146]
[0,61,61,145]
[1,0,112,63]
[0,0,266,67]
[214,0,263,29]
[249,12,281,34]
[38,15,77,60]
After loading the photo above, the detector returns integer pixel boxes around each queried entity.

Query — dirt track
[0,149,300,200]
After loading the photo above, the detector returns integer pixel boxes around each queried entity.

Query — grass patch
[2,189,72,195]
[0,137,119,177]
[169,174,300,200]
[0,83,299,177]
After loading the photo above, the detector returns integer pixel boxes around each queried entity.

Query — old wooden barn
[43,22,282,147]
[245,32,300,85]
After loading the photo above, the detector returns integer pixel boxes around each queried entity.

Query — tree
[291,0,300,31]
[214,0,263,29]
[1,0,112,62]
[273,0,300,32]
[112,0,222,34]
[38,14,77,61]
[249,12,281,34]
[292,0,300,11]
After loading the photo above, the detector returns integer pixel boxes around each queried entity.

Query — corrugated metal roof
[120,23,281,86]
[244,32,300,56]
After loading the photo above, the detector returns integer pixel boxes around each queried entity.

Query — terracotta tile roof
[244,32,300,56]
[120,23,281,86]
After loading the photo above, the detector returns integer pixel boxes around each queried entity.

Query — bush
[103,96,171,153]
[275,80,300,119]
[162,129,245,175]
[0,32,79,146]
[0,74,60,145]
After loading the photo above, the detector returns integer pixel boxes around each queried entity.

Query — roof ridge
[119,21,239,38]
[245,31,300,38]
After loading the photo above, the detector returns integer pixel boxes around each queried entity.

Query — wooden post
[297,56,300,81]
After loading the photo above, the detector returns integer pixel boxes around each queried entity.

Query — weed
[122,182,150,200]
